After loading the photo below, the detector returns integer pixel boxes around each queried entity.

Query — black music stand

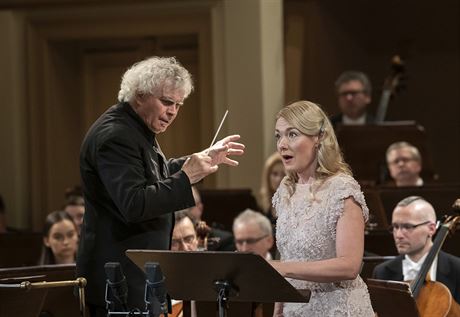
[126,250,310,317]
[366,278,419,317]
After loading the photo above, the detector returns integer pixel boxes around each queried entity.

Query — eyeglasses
[234,235,268,246]
[171,234,196,247]
[338,90,365,98]
[158,96,183,108]
[388,157,417,166]
[388,221,431,233]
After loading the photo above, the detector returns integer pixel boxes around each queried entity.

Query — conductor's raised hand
[205,134,245,166]
[181,152,219,184]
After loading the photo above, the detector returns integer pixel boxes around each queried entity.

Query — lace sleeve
[331,174,369,223]
[272,187,281,218]
[272,178,287,218]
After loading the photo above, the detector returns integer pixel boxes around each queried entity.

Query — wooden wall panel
[23,6,213,230]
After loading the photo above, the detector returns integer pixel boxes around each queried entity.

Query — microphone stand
[105,284,145,317]
[143,280,170,317]
[214,280,238,317]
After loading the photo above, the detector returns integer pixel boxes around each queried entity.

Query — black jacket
[329,112,375,130]
[372,251,460,304]
[77,102,195,309]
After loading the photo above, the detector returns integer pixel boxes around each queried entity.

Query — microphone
[145,262,171,317]
[104,262,129,312]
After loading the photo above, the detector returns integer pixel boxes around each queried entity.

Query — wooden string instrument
[410,201,460,317]
[196,220,211,251]
[375,55,405,123]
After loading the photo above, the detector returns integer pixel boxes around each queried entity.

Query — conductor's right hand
[181,152,219,184]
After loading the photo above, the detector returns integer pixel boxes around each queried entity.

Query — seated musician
[39,210,79,265]
[170,211,198,317]
[372,196,460,304]
[171,211,198,252]
[386,141,423,187]
[184,186,235,251]
[63,185,85,235]
[330,70,374,129]
[232,209,274,260]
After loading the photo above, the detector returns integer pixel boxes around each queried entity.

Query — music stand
[366,278,419,317]
[126,250,310,316]
[335,122,436,183]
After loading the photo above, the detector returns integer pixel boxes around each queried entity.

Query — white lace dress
[273,173,374,317]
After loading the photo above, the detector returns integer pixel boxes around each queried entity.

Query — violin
[410,200,460,317]
[195,220,211,251]
[375,55,405,123]
[169,301,183,317]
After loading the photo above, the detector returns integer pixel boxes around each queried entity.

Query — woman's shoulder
[324,173,369,220]
[324,173,360,189]
[272,176,289,207]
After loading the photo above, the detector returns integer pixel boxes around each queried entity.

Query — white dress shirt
[402,253,438,281]
[342,114,366,125]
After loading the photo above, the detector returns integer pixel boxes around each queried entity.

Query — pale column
[0,11,29,229]
[211,0,284,193]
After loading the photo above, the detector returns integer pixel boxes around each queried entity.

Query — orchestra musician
[232,209,274,259]
[330,71,374,129]
[386,142,424,187]
[373,196,460,304]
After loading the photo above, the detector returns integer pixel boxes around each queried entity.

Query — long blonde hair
[258,152,284,213]
[276,100,351,196]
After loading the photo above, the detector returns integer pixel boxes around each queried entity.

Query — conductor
[77,56,244,316]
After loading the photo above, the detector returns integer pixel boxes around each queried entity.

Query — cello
[410,202,460,317]
[375,55,405,123]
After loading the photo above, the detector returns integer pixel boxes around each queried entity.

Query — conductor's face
[134,90,184,133]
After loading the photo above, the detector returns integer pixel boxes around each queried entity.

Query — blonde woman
[258,152,285,223]
[270,101,374,316]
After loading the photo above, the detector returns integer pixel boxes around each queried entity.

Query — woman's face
[44,219,78,261]
[269,161,285,191]
[275,117,318,180]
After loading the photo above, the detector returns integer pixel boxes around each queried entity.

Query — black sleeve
[372,263,383,279]
[96,135,195,224]
[167,157,188,175]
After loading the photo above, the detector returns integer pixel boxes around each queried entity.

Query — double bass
[410,202,460,317]
[375,55,405,123]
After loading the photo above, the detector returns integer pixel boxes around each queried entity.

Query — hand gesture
[204,134,245,166]
[181,152,218,184]
[181,135,245,184]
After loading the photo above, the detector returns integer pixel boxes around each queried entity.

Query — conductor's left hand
[203,134,245,166]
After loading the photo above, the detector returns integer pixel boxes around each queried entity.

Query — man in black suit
[373,196,460,304]
[330,71,374,129]
[77,56,245,316]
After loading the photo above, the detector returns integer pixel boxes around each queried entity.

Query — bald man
[373,196,460,304]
